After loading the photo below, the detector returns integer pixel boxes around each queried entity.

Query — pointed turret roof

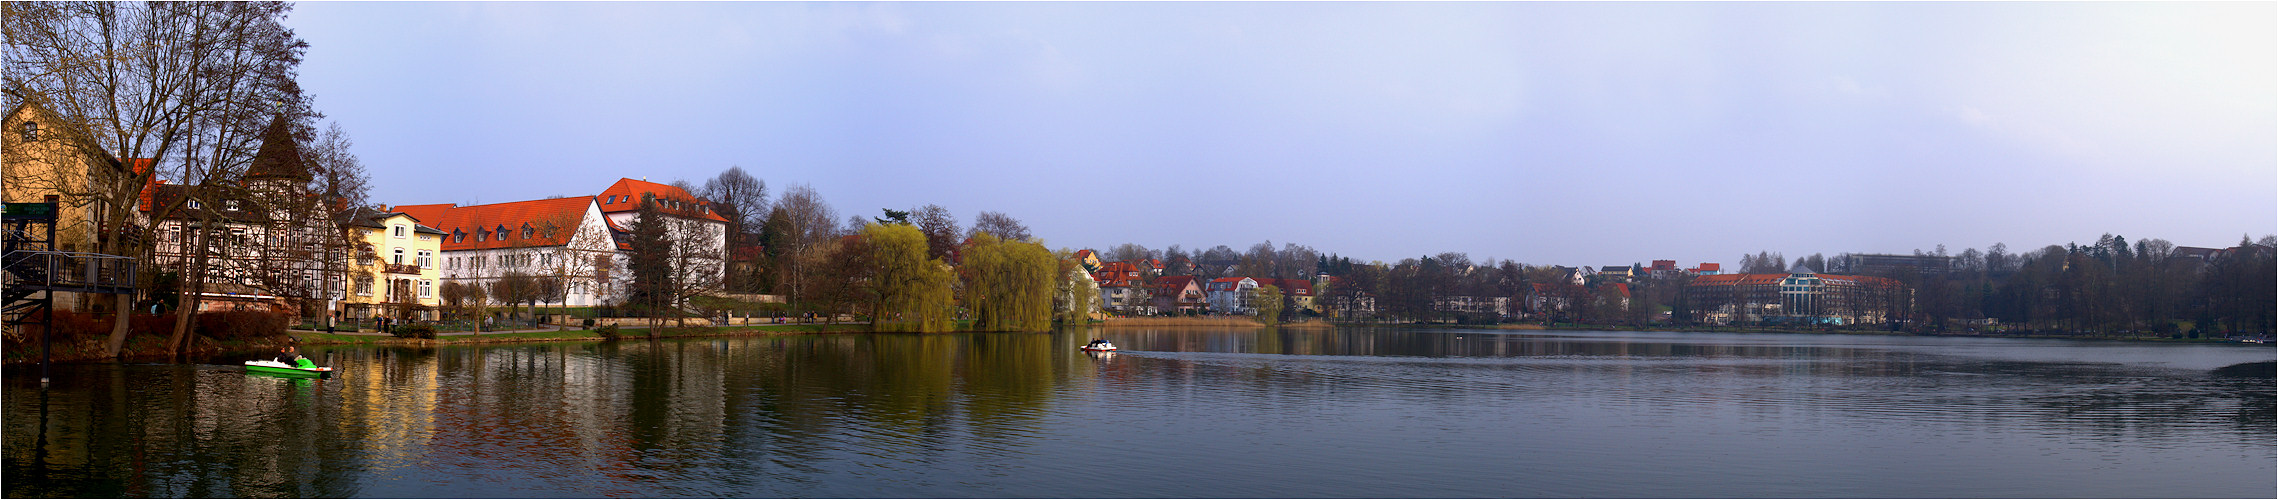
[1789,262,1819,274]
[244,114,308,181]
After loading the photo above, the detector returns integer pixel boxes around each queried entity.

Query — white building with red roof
[396,196,619,307]
[393,178,730,310]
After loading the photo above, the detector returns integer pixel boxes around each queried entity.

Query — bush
[581,318,596,329]
[389,324,437,339]
[195,310,292,339]
[594,324,620,340]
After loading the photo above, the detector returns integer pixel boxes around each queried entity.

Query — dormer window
[187,200,202,210]
[20,121,38,142]
[225,199,240,211]
[522,224,534,239]
[476,230,486,242]
[495,225,509,240]
[452,230,465,243]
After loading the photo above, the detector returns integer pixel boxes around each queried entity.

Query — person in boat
[276,345,304,364]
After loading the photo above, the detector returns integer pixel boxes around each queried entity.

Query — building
[3,103,122,259]
[396,196,619,308]
[1648,260,1682,279]
[1686,264,1907,325]
[1205,277,1260,315]
[595,178,732,291]
[337,208,444,321]
[1149,275,1207,314]
[1256,277,1317,312]
[1598,265,1638,279]
[1688,263,1723,276]
[399,178,731,310]
[3,102,140,312]
[1093,260,1151,315]
[141,116,343,315]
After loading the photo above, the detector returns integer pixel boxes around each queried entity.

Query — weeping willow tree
[961,233,1057,331]
[1252,284,1285,326]
[1056,257,1099,324]
[863,223,954,332]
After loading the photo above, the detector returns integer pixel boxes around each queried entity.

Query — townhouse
[336,208,444,321]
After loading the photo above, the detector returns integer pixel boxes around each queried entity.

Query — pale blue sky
[288,1,2275,267]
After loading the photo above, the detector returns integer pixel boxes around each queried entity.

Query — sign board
[3,202,58,220]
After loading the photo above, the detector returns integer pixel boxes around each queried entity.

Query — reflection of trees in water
[2,363,372,497]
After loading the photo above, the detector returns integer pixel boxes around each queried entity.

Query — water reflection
[6,328,2272,498]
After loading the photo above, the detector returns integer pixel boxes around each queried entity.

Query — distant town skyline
[288,1,2274,267]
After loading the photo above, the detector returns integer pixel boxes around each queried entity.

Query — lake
[5,327,2272,498]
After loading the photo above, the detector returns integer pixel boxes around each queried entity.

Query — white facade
[436,200,620,307]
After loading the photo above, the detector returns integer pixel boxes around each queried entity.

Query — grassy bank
[289,323,873,346]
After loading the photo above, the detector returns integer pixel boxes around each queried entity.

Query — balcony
[384,263,422,275]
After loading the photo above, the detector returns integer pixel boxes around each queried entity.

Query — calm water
[5,328,2273,498]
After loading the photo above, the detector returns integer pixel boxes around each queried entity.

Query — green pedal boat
[244,359,334,379]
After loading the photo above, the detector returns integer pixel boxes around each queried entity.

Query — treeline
[1088,233,2276,337]
[623,167,1088,333]
[1871,235,2276,336]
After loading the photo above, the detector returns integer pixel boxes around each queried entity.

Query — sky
[286,1,2276,267]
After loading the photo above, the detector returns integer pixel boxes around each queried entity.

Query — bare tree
[5,1,310,357]
[911,203,959,261]
[700,166,766,292]
[769,183,837,303]
[971,210,1031,242]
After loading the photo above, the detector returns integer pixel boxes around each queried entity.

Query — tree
[1252,284,1285,326]
[769,183,838,304]
[959,233,1058,331]
[487,271,539,324]
[438,280,486,323]
[860,223,953,332]
[874,208,911,225]
[756,208,792,293]
[623,198,676,335]
[971,210,1031,242]
[699,166,766,292]
[6,1,312,357]
[911,204,960,262]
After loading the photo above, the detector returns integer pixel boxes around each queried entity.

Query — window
[186,199,202,210]
[20,121,38,142]
[358,249,375,265]
[608,195,617,204]
[393,224,406,238]
[419,280,433,299]
[476,230,485,242]
[356,276,374,295]
[522,224,533,239]
[226,200,240,211]
[496,225,508,240]
[392,247,405,265]
[418,250,434,269]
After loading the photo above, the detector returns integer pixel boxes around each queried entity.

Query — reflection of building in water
[1686,264,1907,325]
[337,350,439,469]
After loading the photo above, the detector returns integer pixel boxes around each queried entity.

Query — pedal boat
[245,360,333,379]
[1080,339,1117,352]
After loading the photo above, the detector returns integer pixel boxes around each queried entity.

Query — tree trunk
[104,293,134,358]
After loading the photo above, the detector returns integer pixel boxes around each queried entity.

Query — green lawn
[290,323,874,345]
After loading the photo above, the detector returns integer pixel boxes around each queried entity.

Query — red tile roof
[396,197,597,251]
[595,178,729,223]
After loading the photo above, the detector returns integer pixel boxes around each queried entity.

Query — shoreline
[7,319,2255,365]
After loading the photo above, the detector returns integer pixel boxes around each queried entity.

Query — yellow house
[339,208,444,322]
[4,103,142,312]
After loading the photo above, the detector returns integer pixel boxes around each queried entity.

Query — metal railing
[2,250,137,293]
